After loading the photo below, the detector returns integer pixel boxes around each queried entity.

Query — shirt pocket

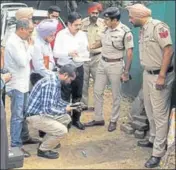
[111,36,124,50]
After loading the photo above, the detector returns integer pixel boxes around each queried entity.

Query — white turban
[15,7,34,20]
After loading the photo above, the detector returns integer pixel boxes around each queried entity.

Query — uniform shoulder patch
[126,35,132,42]
[82,17,89,25]
[157,23,169,38]
[121,24,130,33]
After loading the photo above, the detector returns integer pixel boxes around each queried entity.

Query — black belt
[147,66,173,75]
[92,52,101,56]
[102,56,123,62]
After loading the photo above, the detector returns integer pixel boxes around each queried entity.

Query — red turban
[88,2,103,14]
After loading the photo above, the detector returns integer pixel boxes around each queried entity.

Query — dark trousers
[61,65,84,122]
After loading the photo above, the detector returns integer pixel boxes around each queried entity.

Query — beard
[89,16,98,23]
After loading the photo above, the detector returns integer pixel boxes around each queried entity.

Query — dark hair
[16,19,31,30]
[67,12,81,24]
[110,14,121,21]
[48,5,61,14]
[59,64,76,77]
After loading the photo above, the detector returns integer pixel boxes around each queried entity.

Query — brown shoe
[84,120,105,127]
[108,122,117,132]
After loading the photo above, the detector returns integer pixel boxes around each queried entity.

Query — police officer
[84,7,134,132]
[126,4,175,168]
[81,2,106,111]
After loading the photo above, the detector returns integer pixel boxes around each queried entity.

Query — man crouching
[25,64,76,159]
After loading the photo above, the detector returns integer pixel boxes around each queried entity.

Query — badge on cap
[104,13,109,17]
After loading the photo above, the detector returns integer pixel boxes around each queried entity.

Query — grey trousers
[0,100,8,169]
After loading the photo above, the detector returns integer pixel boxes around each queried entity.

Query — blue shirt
[26,74,68,116]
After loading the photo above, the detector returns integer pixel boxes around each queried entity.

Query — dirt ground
[5,86,159,169]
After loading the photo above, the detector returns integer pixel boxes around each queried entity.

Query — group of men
[1,1,174,169]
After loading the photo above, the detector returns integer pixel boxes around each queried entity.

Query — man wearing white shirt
[54,12,89,130]
[4,19,40,157]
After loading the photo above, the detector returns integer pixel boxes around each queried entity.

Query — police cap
[103,7,120,18]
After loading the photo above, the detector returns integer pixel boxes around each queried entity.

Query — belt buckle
[150,70,155,74]
[104,57,108,62]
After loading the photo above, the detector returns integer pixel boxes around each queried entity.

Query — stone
[133,115,149,124]
[120,123,135,134]
[134,130,145,139]
[131,121,149,131]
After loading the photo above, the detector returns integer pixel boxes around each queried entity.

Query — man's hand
[68,51,79,58]
[120,72,131,83]
[66,105,73,112]
[27,37,34,46]
[1,73,12,83]
[155,75,166,90]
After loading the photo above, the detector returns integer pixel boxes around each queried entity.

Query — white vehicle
[1,3,66,44]
[1,2,28,11]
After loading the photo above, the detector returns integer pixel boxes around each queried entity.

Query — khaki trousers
[94,58,123,122]
[26,114,71,151]
[143,70,175,157]
[81,54,101,106]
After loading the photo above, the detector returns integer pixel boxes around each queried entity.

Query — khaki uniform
[139,18,175,157]
[81,17,106,106]
[94,22,134,122]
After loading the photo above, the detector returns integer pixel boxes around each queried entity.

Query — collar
[65,27,81,37]
[37,33,48,45]
[110,22,122,32]
[142,17,152,30]
[14,32,25,43]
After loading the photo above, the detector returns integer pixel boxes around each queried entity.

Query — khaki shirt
[101,22,134,59]
[139,18,172,70]
[81,17,106,54]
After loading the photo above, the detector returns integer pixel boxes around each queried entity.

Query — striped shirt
[26,74,68,116]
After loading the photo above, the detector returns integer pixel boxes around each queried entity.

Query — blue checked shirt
[26,74,68,116]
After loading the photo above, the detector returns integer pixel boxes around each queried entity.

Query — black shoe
[108,122,117,132]
[137,139,153,148]
[37,149,59,159]
[145,156,161,168]
[20,148,31,158]
[88,107,94,112]
[84,120,105,127]
[82,105,88,111]
[72,121,85,130]
[39,130,46,138]
[23,137,41,145]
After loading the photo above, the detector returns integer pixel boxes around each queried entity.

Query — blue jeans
[7,89,30,147]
